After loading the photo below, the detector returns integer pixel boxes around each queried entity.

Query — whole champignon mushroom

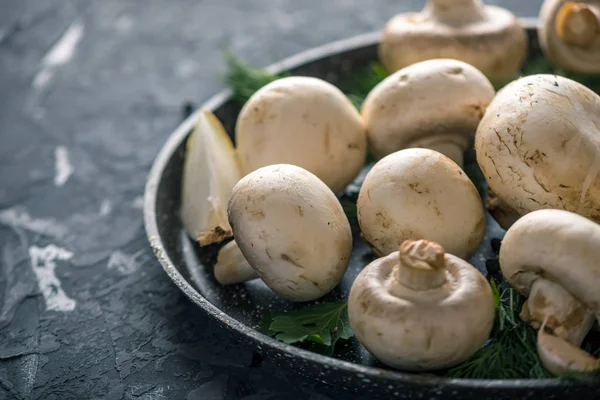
[228,164,352,302]
[500,209,600,375]
[361,59,495,165]
[539,0,600,73]
[379,0,528,84]
[475,74,600,226]
[357,148,485,260]
[235,76,367,195]
[348,239,495,371]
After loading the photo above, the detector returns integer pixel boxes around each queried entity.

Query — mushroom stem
[520,278,595,346]
[485,189,521,230]
[394,240,448,291]
[425,0,485,23]
[425,141,465,167]
[520,277,599,375]
[537,318,600,376]
[214,241,259,285]
[555,2,600,48]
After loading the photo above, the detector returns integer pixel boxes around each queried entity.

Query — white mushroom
[357,148,485,260]
[348,239,495,371]
[475,74,600,226]
[539,0,600,73]
[361,59,495,165]
[379,0,528,84]
[214,240,258,285]
[235,76,367,194]
[228,164,352,302]
[499,209,600,376]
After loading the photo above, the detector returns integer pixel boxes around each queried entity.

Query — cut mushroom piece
[475,74,600,224]
[357,148,486,260]
[228,164,352,302]
[214,240,258,285]
[361,59,495,165]
[181,108,242,245]
[348,239,495,371]
[539,0,600,73]
[500,209,600,376]
[379,0,528,84]
[235,76,367,194]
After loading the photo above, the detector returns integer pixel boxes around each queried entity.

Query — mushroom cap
[475,74,600,222]
[499,209,600,321]
[379,2,528,84]
[348,240,494,371]
[235,76,367,194]
[228,164,352,302]
[538,0,600,74]
[357,148,486,260]
[361,59,495,161]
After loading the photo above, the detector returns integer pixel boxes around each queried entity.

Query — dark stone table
[0,1,544,399]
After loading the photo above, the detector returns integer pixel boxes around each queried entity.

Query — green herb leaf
[224,52,285,106]
[447,287,554,379]
[257,301,353,352]
[344,62,389,109]
[517,55,600,94]
[256,312,275,336]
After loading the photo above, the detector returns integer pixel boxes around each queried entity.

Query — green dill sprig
[344,62,389,108]
[224,52,285,106]
[447,282,553,379]
[519,56,600,93]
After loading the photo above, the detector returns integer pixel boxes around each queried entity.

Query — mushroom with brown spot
[499,209,600,376]
[357,148,486,260]
[227,164,353,302]
[539,0,600,74]
[361,59,495,165]
[475,74,600,227]
[379,0,528,84]
[348,239,495,371]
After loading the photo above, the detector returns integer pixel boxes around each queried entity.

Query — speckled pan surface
[144,20,600,399]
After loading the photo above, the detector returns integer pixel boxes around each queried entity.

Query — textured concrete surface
[0,1,544,399]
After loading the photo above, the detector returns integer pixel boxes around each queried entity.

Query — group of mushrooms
[181,0,600,378]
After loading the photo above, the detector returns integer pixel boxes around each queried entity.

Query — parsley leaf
[258,301,353,353]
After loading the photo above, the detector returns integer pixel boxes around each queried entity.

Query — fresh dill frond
[447,286,553,380]
[344,62,389,108]
[224,51,285,106]
[519,56,600,93]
